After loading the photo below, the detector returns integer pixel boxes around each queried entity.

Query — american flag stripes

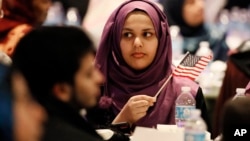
[154,52,212,98]
[173,52,212,81]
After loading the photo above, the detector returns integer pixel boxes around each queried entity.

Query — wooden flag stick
[154,74,173,98]
[154,52,190,98]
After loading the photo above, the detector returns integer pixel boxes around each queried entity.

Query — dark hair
[221,98,250,141]
[12,26,95,104]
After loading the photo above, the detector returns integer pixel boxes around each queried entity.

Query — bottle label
[175,106,195,119]
[185,132,205,141]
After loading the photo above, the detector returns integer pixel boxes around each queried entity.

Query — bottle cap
[65,7,81,26]
[170,25,180,38]
[181,86,191,92]
[199,41,209,48]
[236,88,246,94]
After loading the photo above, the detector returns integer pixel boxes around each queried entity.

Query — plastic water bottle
[43,1,65,26]
[232,88,246,100]
[184,109,207,141]
[65,7,81,26]
[170,25,183,65]
[195,41,213,57]
[175,86,196,127]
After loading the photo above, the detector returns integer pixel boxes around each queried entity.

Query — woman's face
[12,72,47,141]
[120,11,158,70]
[182,0,204,27]
[32,0,51,24]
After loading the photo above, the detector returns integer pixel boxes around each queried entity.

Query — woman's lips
[132,52,145,58]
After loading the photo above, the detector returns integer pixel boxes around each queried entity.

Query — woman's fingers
[132,100,149,108]
[113,94,157,124]
[130,95,156,106]
[131,95,156,103]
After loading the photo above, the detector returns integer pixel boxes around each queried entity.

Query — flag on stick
[173,52,212,81]
[154,52,212,98]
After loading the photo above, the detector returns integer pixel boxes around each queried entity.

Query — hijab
[0,0,38,38]
[230,40,250,78]
[0,64,13,141]
[164,0,205,37]
[96,0,198,127]
[0,0,37,56]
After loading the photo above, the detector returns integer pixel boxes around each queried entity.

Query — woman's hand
[112,95,156,125]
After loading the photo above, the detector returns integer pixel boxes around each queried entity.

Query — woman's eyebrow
[142,28,155,31]
[122,28,133,31]
[122,28,155,31]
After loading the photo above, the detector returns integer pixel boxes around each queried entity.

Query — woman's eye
[144,32,152,37]
[123,32,133,38]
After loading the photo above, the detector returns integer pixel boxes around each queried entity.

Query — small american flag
[154,52,212,98]
[173,52,212,81]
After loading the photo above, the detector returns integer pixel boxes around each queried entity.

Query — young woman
[91,0,210,131]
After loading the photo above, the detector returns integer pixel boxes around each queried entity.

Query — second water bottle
[175,86,196,127]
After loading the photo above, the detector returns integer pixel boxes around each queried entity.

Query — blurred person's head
[2,0,51,25]
[221,98,250,141]
[0,0,51,57]
[0,64,46,141]
[182,0,204,27]
[12,26,104,111]
[165,0,205,36]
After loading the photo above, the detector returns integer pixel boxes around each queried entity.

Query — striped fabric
[173,52,212,80]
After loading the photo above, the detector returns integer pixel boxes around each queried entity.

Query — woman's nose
[133,37,143,48]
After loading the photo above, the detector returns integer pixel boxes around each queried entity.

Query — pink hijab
[95,0,199,127]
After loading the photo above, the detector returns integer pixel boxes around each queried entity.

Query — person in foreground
[0,63,46,141]
[221,97,250,141]
[11,26,128,141]
[90,0,210,132]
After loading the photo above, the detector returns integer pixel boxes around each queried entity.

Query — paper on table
[96,129,114,140]
[157,124,212,141]
[131,126,184,141]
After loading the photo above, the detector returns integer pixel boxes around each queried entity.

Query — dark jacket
[42,100,103,141]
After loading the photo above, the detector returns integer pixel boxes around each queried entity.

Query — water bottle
[232,88,246,100]
[175,86,196,127]
[170,25,183,66]
[184,109,207,141]
[43,1,65,26]
[195,41,213,57]
[65,7,81,26]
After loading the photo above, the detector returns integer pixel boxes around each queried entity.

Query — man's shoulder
[42,116,103,141]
